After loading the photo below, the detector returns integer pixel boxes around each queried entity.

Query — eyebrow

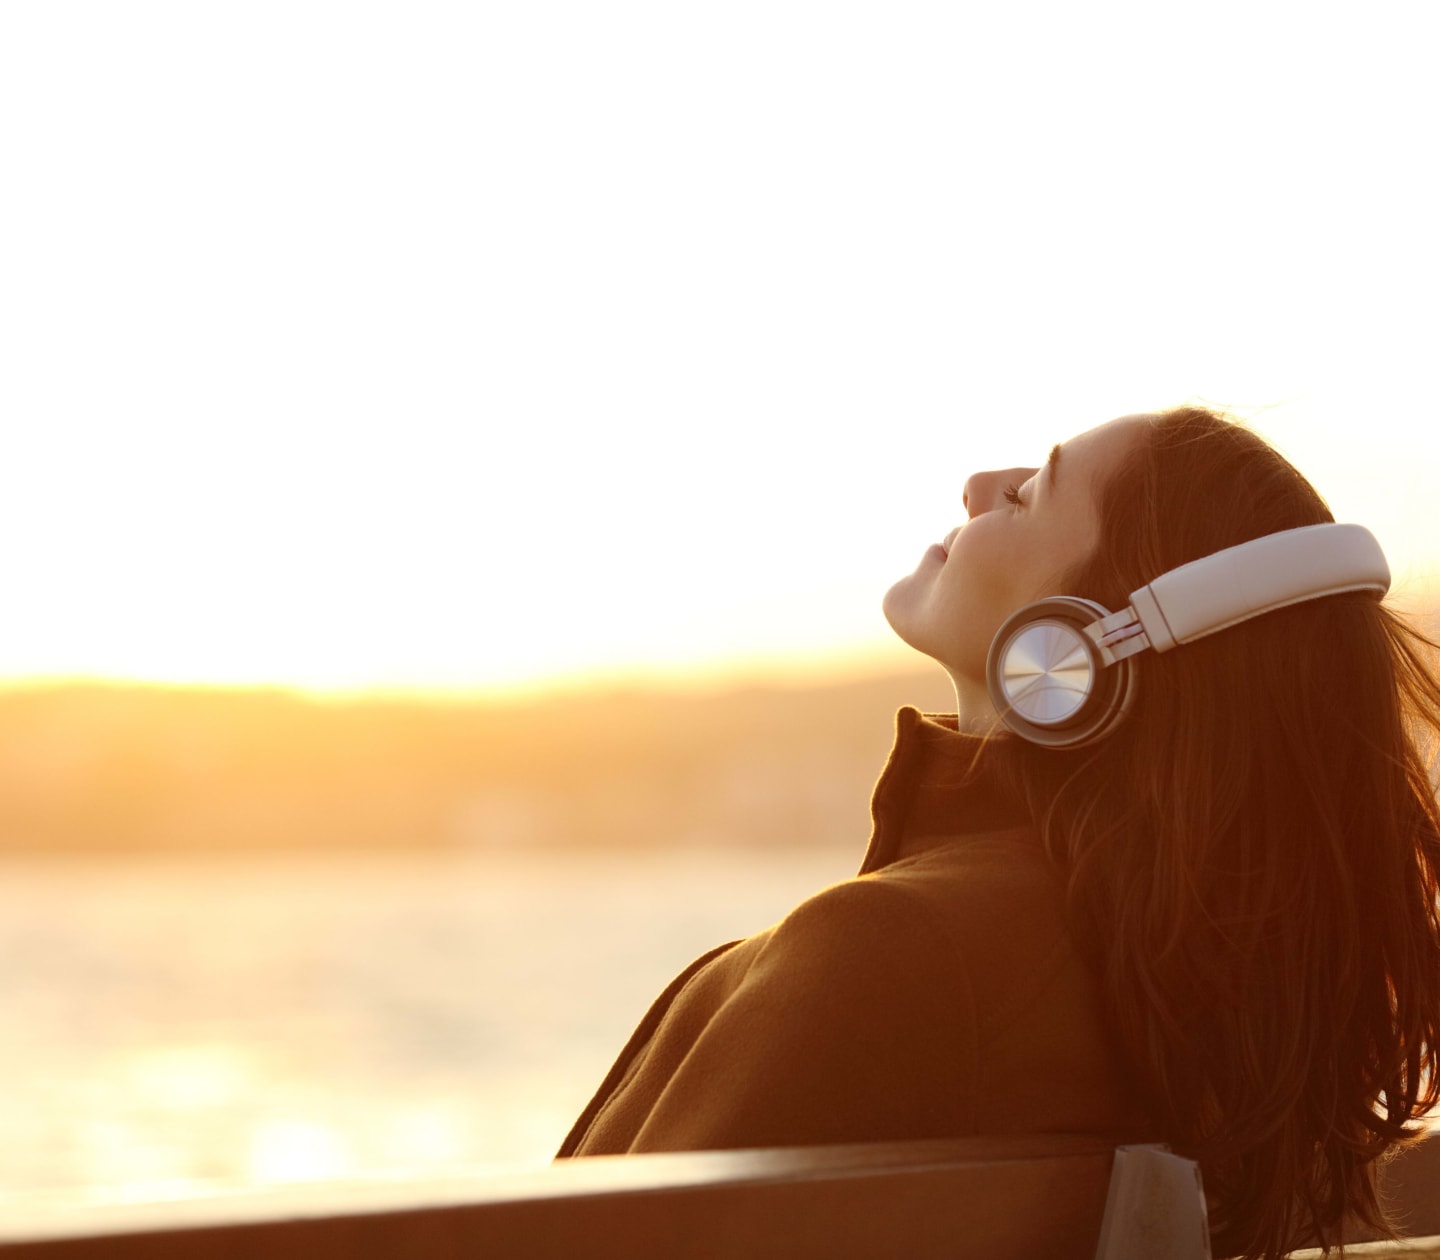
[1045,444,1062,488]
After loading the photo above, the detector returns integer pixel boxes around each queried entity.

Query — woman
[558,406,1440,1260]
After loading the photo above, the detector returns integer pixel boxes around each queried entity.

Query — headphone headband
[1129,523,1390,653]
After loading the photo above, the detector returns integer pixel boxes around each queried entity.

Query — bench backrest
[1,1132,1434,1259]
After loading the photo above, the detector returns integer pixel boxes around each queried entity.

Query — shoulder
[685,876,981,1101]
[882,829,1069,950]
[628,873,985,1150]
[746,874,974,1011]
[771,834,1081,1032]
[765,874,952,954]
[763,832,1066,956]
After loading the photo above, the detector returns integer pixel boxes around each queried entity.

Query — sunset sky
[2,4,1436,695]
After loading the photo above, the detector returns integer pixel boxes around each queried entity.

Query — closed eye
[1003,482,1024,507]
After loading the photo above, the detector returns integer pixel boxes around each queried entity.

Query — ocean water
[1,848,849,1207]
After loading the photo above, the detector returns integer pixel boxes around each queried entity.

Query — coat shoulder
[627,871,985,1151]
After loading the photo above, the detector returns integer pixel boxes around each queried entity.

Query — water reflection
[2,850,844,1204]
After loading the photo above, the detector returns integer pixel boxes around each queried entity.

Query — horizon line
[0,642,934,704]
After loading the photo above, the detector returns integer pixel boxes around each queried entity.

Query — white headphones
[985,523,1391,748]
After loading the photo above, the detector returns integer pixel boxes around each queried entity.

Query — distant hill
[0,670,955,855]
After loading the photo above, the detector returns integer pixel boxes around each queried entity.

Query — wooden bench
[1,1133,1436,1259]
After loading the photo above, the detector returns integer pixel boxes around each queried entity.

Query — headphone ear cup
[985,597,1136,748]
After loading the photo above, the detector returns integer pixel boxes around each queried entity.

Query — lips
[940,525,962,556]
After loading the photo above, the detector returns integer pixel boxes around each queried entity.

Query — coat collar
[858,706,1033,874]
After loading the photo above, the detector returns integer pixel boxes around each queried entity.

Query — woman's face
[883,414,1151,718]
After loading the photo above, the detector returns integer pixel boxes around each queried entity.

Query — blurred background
[1,0,1436,1207]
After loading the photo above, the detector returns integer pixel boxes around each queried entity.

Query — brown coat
[558,707,1150,1158]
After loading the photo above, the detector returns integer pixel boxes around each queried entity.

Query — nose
[962,466,1039,518]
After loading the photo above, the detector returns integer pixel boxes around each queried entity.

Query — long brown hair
[1014,407,1440,1259]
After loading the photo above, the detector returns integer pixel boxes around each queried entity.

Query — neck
[946,668,1001,735]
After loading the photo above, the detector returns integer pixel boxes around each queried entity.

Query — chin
[882,573,950,658]
[881,580,916,645]
[882,607,937,666]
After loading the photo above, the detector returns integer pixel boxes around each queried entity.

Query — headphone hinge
[1085,608,1151,665]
